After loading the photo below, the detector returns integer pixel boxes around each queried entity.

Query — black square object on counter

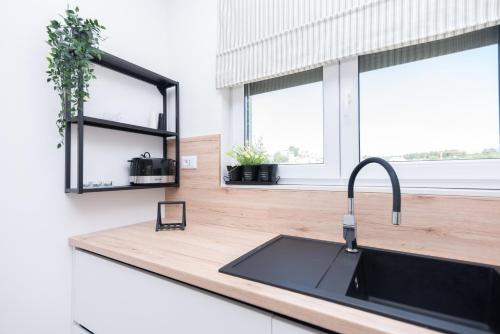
[156,200,186,231]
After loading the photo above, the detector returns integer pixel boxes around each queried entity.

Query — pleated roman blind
[360,25,499,72]
[247,67,322,96]
[216,0,500,88]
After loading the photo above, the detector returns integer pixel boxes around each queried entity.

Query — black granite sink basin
[346,248,500,333]
[219,235,500,334]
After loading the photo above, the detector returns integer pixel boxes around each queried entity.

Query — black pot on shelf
[258,164,278,182]
[226,165,242,181]
[242,165,258,181]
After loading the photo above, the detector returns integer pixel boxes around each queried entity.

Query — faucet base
[343,215,358,252]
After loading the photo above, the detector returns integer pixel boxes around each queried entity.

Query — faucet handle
[392,211,402,225]
[343,214,358,253]
[342,214,356,229]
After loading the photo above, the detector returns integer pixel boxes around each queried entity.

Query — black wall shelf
[93,52,178,89]
[65,52,180,194]
[69,116,177,138]
[67,183,179,194]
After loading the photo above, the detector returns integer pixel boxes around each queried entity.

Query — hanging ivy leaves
[46,6,105,148]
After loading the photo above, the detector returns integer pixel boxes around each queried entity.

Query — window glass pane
[360,44,499,162]
[249,81,323,164]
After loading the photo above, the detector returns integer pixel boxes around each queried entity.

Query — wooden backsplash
[166,135,500,266]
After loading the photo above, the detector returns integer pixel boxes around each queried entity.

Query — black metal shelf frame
[69,116,178,138]
[65,51,180,194]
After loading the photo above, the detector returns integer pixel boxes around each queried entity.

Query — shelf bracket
[156,84,166,95]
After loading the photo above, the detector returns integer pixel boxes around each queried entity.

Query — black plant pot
[226,165,242,181]
[242,165,258,181]
[258,164,278,182]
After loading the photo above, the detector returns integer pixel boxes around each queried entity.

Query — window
[230,66,340,184]
[359,28,499,163]
[245,68,324,165]
[354,27,500,189]
[229,26,500,190]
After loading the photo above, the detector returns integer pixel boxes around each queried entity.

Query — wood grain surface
[70,222,440,334]
[69,134,500,334]
[166,134,500,266]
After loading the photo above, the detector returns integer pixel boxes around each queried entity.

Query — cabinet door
[272,316,329,334]
[73,249,271,334]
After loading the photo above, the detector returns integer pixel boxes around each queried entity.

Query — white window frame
[227,64,341,185]
[226,49,500,191]
[352,53,500,191]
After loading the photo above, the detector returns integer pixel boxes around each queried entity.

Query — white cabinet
[73,249,331,334]
[73,249,271,334]
[272,316,329,334]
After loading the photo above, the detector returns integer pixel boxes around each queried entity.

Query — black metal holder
[65,51,180,194]
[224,177,280,186]
[156,200,186,231]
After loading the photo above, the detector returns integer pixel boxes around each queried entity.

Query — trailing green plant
[226,144,268,166]
[46,6,105,148]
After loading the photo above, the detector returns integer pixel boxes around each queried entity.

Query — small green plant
[46,6,105,148]
[226,144,268,166]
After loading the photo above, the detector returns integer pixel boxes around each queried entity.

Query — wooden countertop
[69,221,439,334]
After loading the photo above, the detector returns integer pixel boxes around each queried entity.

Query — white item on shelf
[148,112,158,128]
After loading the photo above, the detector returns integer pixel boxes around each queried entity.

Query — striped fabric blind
[360,26,498,72]
[216,0,500,88]
[247,67,322,96]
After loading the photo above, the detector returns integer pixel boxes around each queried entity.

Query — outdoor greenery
[227,144,268,166]
[272,151,289,163]
[270,145,323,164]
[272,145,301,163]
[46,6,105,148]
[373,148,500,161]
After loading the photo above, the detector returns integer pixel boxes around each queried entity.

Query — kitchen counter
[69,221,439,334]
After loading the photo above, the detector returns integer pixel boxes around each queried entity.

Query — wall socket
[181,156,197,169]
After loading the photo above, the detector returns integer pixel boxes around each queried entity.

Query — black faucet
[343,157,401,253]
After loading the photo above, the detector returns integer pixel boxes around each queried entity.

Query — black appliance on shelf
[129,152,176,185]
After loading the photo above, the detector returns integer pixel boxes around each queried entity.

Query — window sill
[220,182,500,197]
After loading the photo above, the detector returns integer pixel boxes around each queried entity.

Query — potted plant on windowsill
[226,165,242,182]
[257,163,278,182]
[226,144,268,182]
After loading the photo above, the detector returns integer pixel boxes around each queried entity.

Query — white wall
[162,0,232,139]
[0,1,186,333]
[161,0,233,181]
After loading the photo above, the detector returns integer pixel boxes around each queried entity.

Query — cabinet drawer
[73,249,271,334]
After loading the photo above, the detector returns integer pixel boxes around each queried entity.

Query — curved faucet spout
[343,157,401,253]
[348,157,401,224]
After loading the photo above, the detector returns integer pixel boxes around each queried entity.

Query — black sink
[220,235,500,334]
[346,249,500,332]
